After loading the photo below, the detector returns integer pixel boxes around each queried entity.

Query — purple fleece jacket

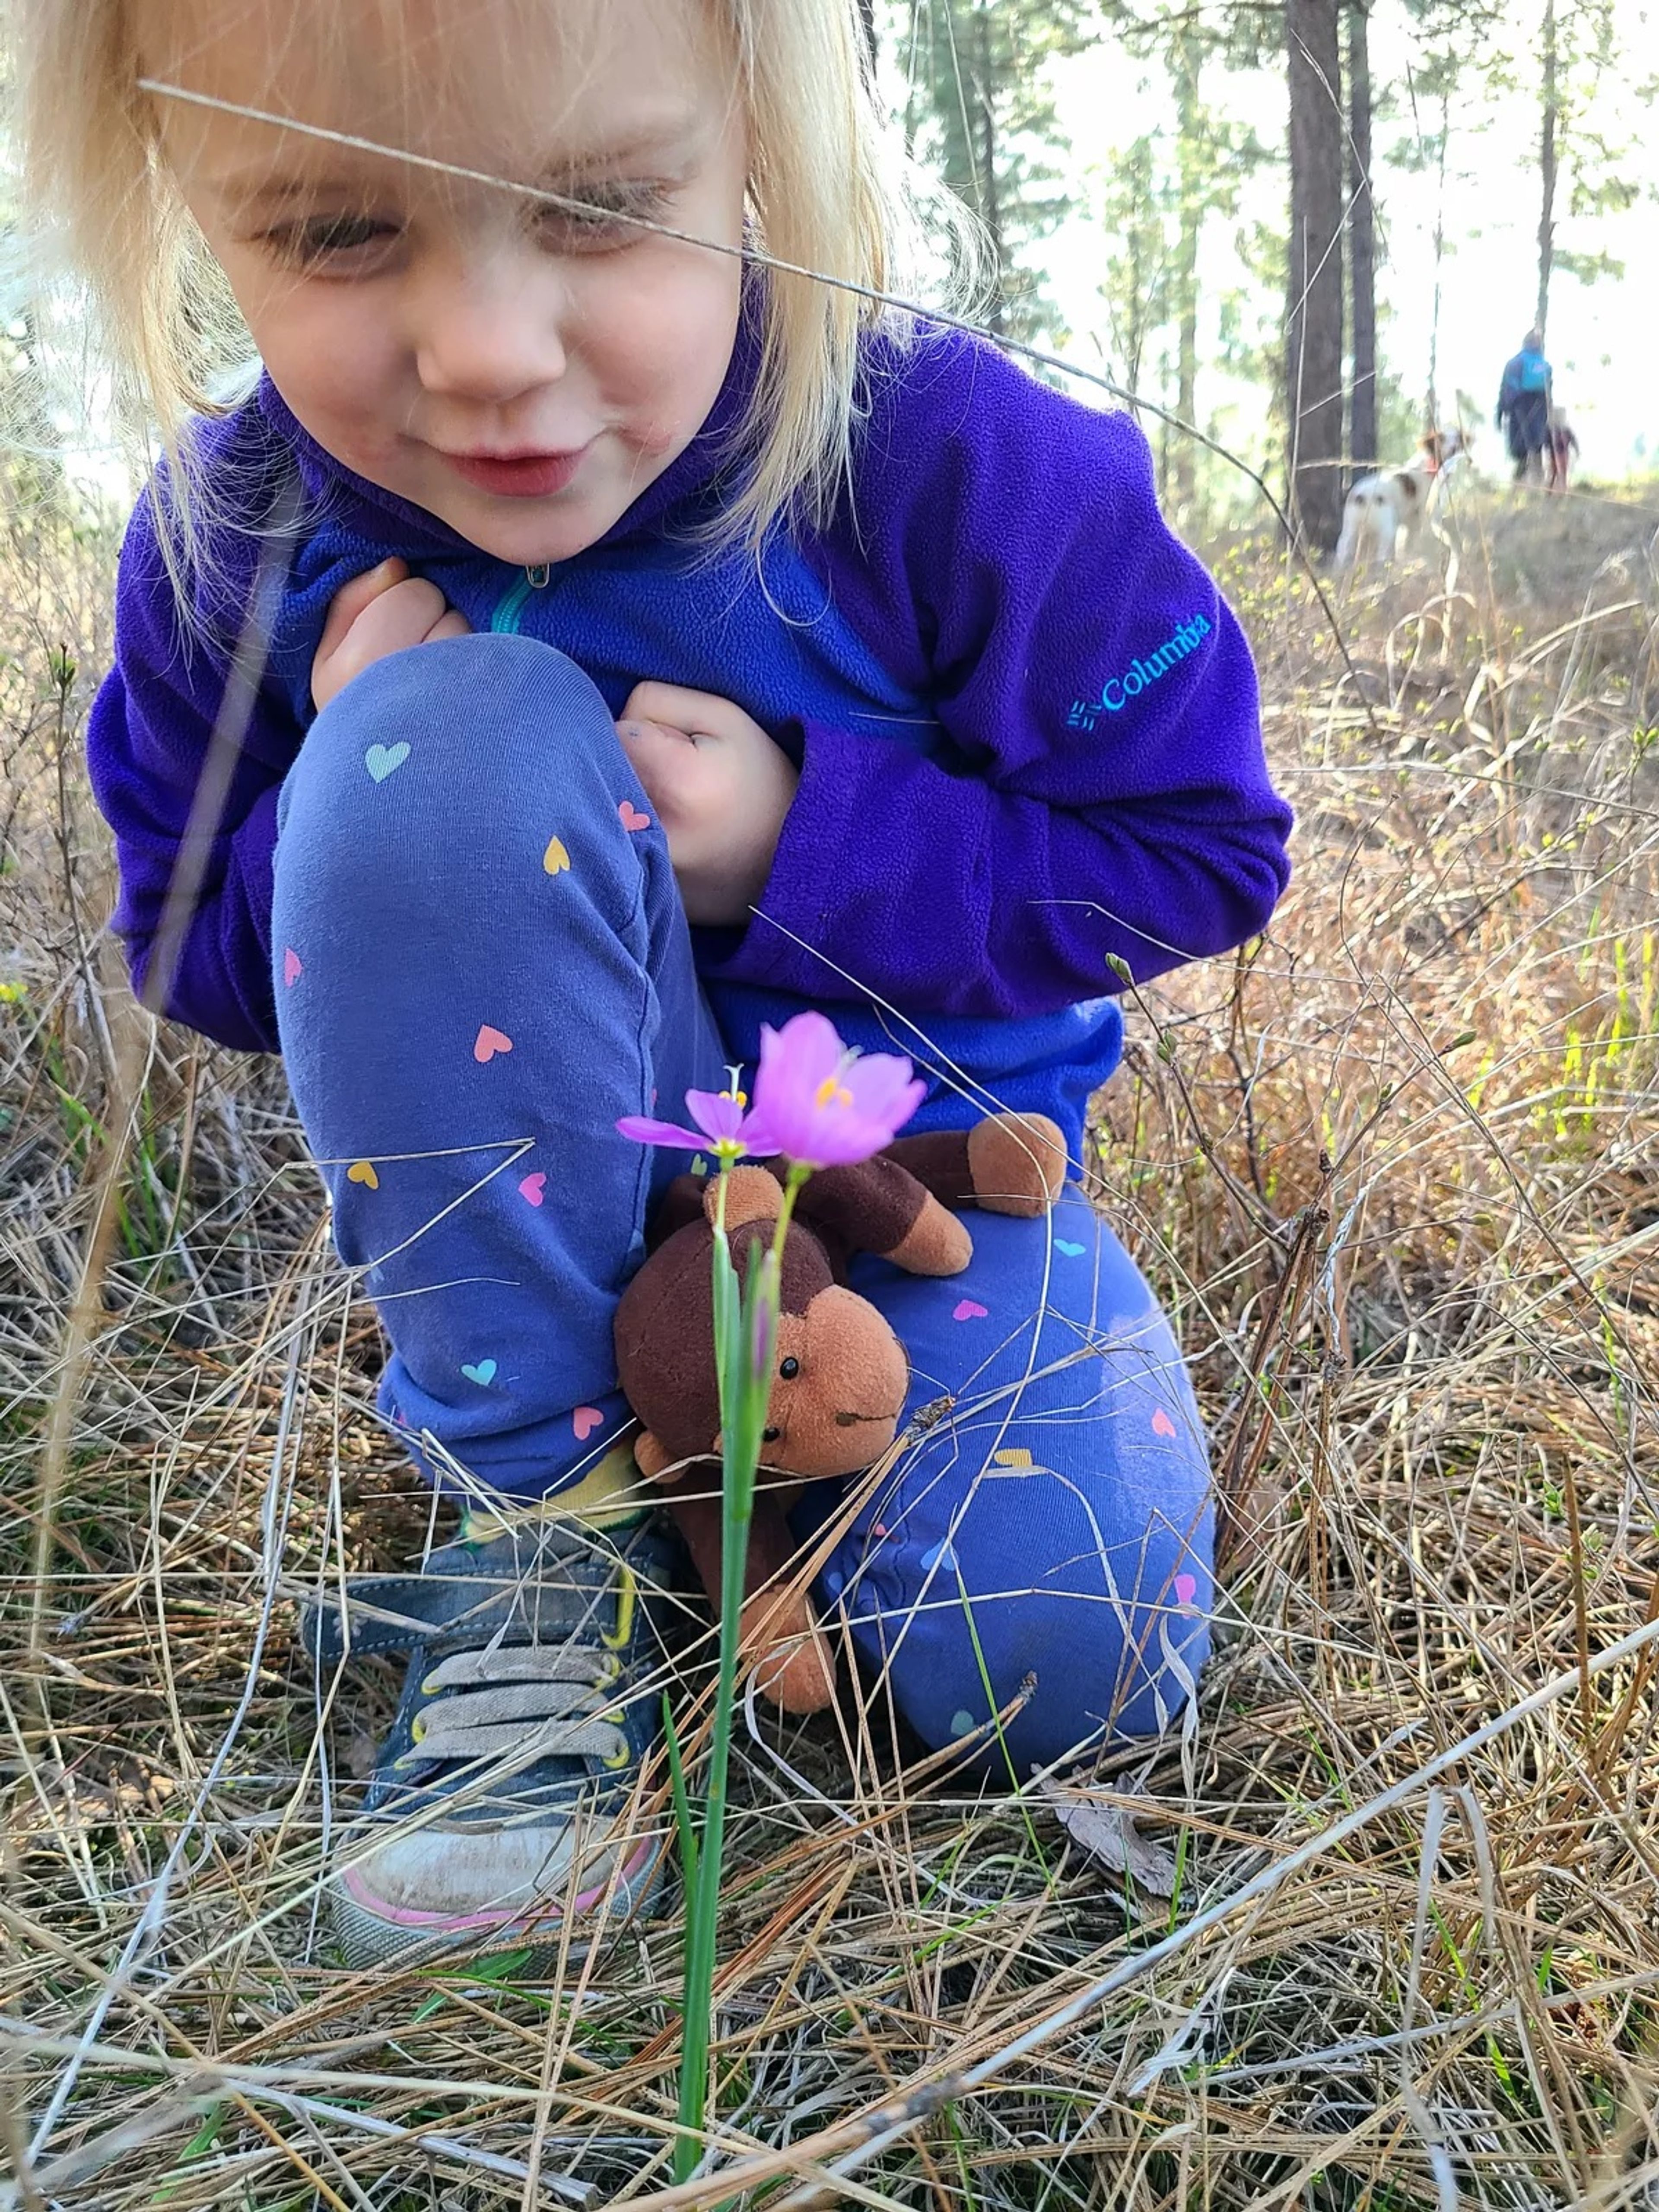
[87,318,1291,1062]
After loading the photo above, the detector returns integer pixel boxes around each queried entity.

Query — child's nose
[412,243,568,404]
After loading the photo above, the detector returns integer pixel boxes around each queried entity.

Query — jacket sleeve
[709,331,1292,1019]
[86,483,304,1052]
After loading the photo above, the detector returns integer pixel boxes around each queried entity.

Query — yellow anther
[813,1076,853,1110]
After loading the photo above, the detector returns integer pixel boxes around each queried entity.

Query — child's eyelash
[261,215,400,266]
[532,182,674,245]
[258,183,674,269]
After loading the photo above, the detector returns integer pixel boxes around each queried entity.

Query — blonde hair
[13,0,940,561]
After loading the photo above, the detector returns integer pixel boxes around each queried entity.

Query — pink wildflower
[748,1012,925,1169]
[617,1083,772,1164]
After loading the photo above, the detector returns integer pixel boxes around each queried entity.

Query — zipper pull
[526,563,550,589]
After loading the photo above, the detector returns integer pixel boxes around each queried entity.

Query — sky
[1031,0,1658,484]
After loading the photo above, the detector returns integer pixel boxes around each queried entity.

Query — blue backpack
[1519,349,1550,392]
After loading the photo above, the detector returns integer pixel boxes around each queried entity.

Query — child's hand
[617,683,800,927]
[311,559,470,711]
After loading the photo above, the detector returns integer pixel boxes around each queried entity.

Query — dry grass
[3,475,1659,2211]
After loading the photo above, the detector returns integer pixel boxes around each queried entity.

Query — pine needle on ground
[3,480,1659,2211]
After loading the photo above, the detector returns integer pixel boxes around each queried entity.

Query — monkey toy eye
[779,1356,800,1380]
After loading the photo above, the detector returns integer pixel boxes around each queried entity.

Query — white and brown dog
[1334,427,1469,572]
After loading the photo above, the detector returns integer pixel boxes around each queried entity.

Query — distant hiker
[1546,408,1580,495]
[1496,330,1552,483]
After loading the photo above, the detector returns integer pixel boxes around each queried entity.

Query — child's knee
[826,1455,1214,1773]
[274,633,654,941]
[279,632,627,852]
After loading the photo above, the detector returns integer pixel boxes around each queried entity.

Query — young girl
[23,0,1291,1966]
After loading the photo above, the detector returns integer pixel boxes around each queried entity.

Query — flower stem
[672,1167,793,2181]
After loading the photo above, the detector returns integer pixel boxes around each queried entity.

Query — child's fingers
[310,568,467,710]
[621,731,742,881]
[616,717,702,823]
[616,716,694,758]
[622,679,748,742]
[312,556,410,671]
[319,576,456,696]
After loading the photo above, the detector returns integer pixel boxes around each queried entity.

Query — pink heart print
[952,1298,988,1322]
[572,1405,604,1440]
[282,947,303,987]
[1151,1406,1177,1438]
[518,1171,547,1206]
[473,1024,514,1064]
[1174,1572,1198,1606]
[618,801,651,832]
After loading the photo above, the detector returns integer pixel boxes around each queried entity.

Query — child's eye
[263,216,402,269]
[531,184,671,254]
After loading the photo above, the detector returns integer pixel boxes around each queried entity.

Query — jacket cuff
[702,719,994,1007]
[698,718,862,991]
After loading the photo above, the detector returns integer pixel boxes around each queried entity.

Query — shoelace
[400,1644,629,1769]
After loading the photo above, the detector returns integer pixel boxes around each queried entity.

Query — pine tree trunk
[1537,0,1557,338]
[1171,29,1203,511]
[1286,0,1346,553]
[1346,0,1377,469]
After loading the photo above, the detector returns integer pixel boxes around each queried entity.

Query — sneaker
[302,1512,675,1969]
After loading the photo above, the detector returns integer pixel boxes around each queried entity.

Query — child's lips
[442,445,589,498]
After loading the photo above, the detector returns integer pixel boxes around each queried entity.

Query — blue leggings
[272,635,1213,1775]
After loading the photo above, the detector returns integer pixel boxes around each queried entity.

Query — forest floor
[3,473,1659,2211]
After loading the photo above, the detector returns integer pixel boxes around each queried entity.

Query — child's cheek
[258,297,410,474]
[588,247,742,457]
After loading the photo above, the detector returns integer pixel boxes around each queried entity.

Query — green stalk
[661,1695,698,1891]
[672,1167,805,2183]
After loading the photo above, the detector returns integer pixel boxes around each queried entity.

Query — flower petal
[684,1089,747,1142]
[842,1053,925,1131]
[744,1013,923,1167]
[616,1115,707,1150]
[757,1011,842,1098]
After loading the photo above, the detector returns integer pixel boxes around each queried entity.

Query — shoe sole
[329,1837,665,1973]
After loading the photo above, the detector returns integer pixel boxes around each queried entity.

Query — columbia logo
[1067,613,1213,731]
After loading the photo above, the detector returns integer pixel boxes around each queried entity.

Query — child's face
[142,0,747,565]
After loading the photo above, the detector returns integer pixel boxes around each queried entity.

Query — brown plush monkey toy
[613,1112,1067,1712]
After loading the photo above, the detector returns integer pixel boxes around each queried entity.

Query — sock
[459,1439,654,1543]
